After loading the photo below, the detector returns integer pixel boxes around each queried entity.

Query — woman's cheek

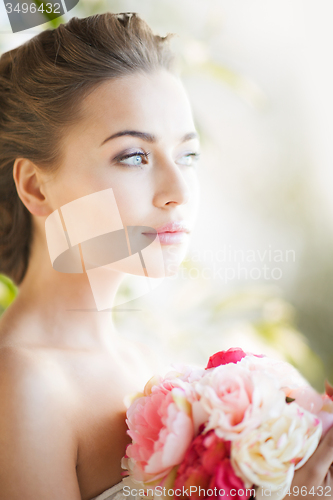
[187,174,201,213]
[107,178,146,221]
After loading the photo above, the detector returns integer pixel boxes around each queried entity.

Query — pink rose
[238,355,308,391]
[285,386,323,414]
[206,348,265,370]
[283,382,333,438]
[197,363,285,440]
[212,459,252,500]
[206,348,247,369]
[174,430,251,500]
[125,384,194,484]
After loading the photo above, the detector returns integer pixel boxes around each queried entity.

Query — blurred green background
[1,0,332,391]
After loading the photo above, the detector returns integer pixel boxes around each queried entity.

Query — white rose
[231,401,322,498]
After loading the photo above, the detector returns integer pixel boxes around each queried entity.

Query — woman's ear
[13,158,52,217]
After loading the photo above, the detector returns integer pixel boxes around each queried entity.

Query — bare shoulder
[0,344,79,430]
[0,343,75,397]
[0,345,81,499]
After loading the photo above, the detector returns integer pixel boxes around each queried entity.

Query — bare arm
[0,347,82,500]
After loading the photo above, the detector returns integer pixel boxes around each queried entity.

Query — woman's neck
[8,230,126,351]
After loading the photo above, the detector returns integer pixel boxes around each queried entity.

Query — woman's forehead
[76,70,195,138]
[58,70,198,157]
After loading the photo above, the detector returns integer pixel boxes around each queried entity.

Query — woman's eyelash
[112,150,200,166]
[179,152,201,165]
[114,151,151,164]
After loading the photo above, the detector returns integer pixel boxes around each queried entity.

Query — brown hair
[0,12,175,286]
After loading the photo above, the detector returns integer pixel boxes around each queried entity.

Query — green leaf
[0,274,17,312]
[35,0,65,28]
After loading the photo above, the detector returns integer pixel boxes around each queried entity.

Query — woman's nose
[152,156,191,208]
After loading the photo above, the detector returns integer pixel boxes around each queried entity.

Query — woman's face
[41,69,201,277]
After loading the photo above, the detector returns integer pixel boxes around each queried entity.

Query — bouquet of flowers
[122,348,333,500]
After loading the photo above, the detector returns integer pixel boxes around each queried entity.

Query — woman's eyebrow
[100,130,198,147]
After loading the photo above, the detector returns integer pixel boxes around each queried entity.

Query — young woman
[0,12,332,500]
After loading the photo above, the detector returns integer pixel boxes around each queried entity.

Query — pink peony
[206,348,247,369]
[143,366,205,397]
[125,383,195,484]
[174,430,251,500]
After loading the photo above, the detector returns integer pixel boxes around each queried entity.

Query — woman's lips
[155,231,188,245]
[142,221,190,245]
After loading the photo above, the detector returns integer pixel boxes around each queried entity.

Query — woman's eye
[177,152,201,166]
[116,151,150,167]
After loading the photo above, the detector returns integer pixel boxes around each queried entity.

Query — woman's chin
[98,242,189,279]
[161,243,189,277]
